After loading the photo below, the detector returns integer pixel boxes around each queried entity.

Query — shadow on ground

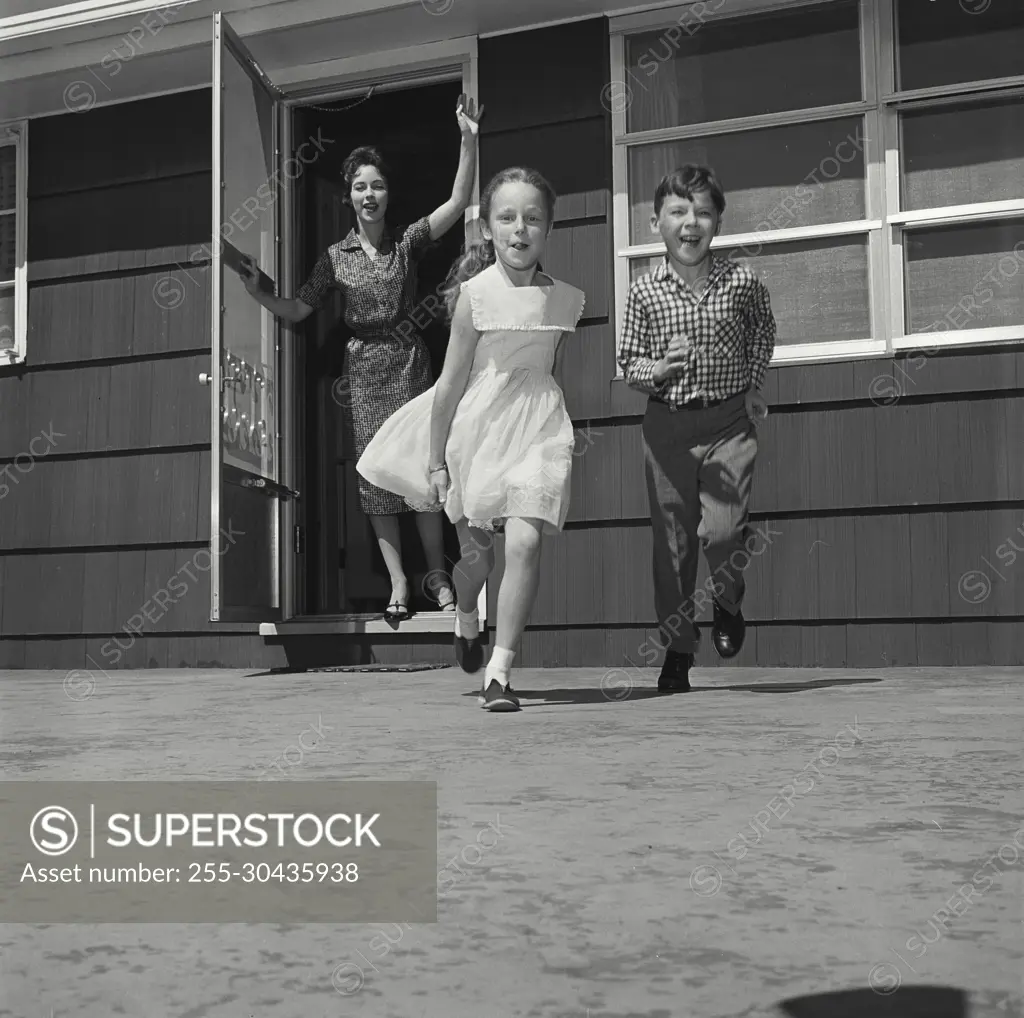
[778,984,967,1017]
[458,676,884,706]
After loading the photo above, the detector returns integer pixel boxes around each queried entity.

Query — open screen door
[208,13,295,622]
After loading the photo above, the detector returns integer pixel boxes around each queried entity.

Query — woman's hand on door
[239,254,262,295]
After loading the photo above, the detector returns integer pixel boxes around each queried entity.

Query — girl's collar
[487,262,555,290]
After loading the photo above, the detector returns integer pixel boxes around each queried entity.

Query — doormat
[306,663,452,673]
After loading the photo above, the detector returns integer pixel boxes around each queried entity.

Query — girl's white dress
[356,263,586,534]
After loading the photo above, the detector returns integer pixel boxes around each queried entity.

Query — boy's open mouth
[509,241,530,251]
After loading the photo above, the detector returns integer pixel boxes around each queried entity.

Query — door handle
[240,475,300,501]
[199,372,211,385]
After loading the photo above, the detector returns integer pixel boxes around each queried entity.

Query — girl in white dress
[357,167,586,711]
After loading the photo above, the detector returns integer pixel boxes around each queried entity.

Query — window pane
[630,256,658,283]
[624,0,861,133]
[0,146,14,212]
[905,218,1024,333]
[625,237,871,347]
[627,117,866,244]
[901,97,1024,212]
[732,237,870,345]
[0,289,13,353]
[0,214,14,280]
[896,0,1024,92]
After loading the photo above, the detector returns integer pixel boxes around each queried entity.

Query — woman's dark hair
[440,166,558,320]
[653,164,726,217]
[341,145,390,206]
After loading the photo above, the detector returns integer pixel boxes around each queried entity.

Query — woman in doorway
[240,95,482,621]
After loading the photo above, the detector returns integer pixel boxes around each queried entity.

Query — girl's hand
[455,94,484,138]
[239,254,262,295]
[428,466,449,505]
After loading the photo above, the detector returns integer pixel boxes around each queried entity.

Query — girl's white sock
[485,645,516,687]
[455,607,479,641]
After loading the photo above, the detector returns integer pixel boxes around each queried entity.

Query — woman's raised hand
[455,93,484,138]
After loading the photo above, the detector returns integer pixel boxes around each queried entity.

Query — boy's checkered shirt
[617,256,776,406]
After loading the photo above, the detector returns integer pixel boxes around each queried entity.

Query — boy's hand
[745,387,768,426]
[652,334,690,385]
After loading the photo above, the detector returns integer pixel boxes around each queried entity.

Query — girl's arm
[553,333,569,390]
[427,96,483,242]
[429,288,481,469]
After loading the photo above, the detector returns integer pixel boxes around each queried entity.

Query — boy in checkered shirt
[617,164,776,692]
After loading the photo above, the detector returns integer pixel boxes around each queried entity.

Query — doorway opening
[293,79,465,616]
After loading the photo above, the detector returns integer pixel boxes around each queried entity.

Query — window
[0,122,27,365]
[609,0,1024,366]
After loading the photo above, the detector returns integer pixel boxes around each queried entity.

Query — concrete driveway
[0,665,1021,1018]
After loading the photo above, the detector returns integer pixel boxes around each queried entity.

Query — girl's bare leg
[452,519,495,628]
[489,516,545,679]
[415,510,454,609]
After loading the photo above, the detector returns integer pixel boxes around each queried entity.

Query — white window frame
[608,0,1024,369]
[0,119,28,366]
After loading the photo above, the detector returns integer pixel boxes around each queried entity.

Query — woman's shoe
[382,602,412,622]
[436,587,456,612]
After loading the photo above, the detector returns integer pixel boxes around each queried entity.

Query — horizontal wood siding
[516,620,1024,670]
[0,453,209,549]
[495,510,1024,626]
[560,393,1024,521]
[482,17,1024,668]
[0,355,209,456]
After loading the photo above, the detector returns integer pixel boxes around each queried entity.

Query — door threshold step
[260,612,458,637]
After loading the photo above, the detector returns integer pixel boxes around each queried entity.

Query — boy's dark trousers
[642,392,758,655]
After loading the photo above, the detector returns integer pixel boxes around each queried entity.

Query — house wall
[480,17,1024,669]
[1,18,1021,671]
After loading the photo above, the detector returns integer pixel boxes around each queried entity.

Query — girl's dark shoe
[712,600,745,658]
[454,631,485,673]
[658,650,692,693]
[479,679,520,711]
[382,602,412,623]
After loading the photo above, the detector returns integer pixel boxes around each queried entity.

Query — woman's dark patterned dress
[297,217,434,515]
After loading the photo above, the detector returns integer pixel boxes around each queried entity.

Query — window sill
[610,327,1024,383]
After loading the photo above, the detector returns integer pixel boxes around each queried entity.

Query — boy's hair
[440,166,557,321]
[653,164,726,217]
[341,145,390,206]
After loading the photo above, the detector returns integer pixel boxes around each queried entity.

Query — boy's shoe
[658,651,692,693]
[478,679,520,711]
[454,631,485,673]
[712,599,745,659]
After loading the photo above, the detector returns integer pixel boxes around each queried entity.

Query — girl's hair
[440,166,557,320]
[341,145,390,206]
